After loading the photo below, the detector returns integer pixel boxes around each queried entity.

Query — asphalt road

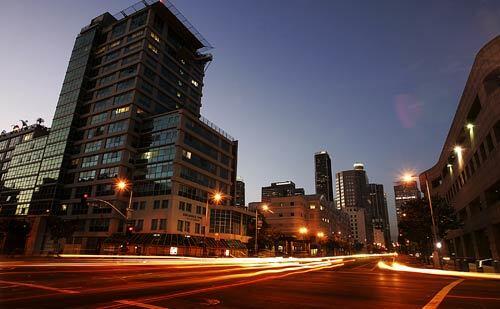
[0,256,499,308]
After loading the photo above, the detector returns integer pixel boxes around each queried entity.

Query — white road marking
[422,279,464,309]
[115,300,168,309]
[0,280,80,294]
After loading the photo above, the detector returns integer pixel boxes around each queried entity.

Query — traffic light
[80,193,89,207]
[126,225,134,237]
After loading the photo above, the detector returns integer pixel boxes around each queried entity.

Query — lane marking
[447,295,500,301]
[115,300,168,309]
[110,263,344,309]
[423,279,464,309]
[0,279,79,294]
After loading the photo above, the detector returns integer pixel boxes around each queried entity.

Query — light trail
[378,261,500,280]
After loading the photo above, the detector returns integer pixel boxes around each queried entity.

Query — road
[0,255,499,308]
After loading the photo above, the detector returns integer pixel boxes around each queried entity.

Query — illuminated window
[309,204,316,209]
[150,32,160,43]
[191,80,199,87]
[148,44,158,54]
[110,40,121,48]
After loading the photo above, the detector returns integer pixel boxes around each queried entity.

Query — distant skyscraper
[315,151,333,201]
[335,163,373,245]
[261,181,304,202]
[394,180,420,222]
[235,178,245,207]
[368,183,390,248]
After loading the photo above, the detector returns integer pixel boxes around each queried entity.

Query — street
[0,256,499,308]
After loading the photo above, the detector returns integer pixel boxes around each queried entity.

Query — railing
[199,115,235,141]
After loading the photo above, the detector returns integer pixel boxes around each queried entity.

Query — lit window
[148,44,158,54]
[309,204,316,209]
[110,40,121,48]
[191,79,199,87]
[183,150,192,159]
[150,32,160,43]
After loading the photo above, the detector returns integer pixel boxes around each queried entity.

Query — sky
[1,0,500,240]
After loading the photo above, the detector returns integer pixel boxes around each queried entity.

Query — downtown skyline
[2,0,500,240]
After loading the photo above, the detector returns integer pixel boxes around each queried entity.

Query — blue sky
[1,0,500,239]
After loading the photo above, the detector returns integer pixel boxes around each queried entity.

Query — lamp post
[255,204,272,256]
[115,179,133,220]
[401,173,441,268]
[204,191,222,256]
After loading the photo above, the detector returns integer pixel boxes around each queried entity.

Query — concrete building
[420,36,500,260]
[368,183,390,248]
[261,181,304,202]
[0,0,247,256]
[251,194,351,255]
[335,163,373,246]
[393,180,420,223]
[314,151,334,201]
[235,178,245,207]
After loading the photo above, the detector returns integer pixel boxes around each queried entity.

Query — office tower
[261,181,305,202]
[235,178,245,207]
[0,1,252,255]
[368,183,390,248]
[314,151,333,201]
[393,180,420,222]
[335,163,373,245]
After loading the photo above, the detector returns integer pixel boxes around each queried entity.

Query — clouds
[394,94,424,129]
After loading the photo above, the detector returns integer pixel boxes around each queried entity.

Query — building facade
[0,0,247,256]
[368,183,390,248]
[314,151,334,201]
[335,163,373,246]
[420,36,500,260]
[261,181,305,202]
[235,178,245,207]
[393,180,420,223]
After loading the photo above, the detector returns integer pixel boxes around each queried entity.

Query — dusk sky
[1,0,500,239]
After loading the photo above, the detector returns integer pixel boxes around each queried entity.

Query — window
[186,203,192,212]
[88,126,105,138]
[96,86,113,98]
[161,200,168,209]
[153,200,160,209]
[148,44,158,54]
[116,79,134,92]
[102,151,122,164]
[111,106,130,118]
[159,219,167,230]
[110,40,121,48]
[81,155,99,168]
[90,112,107,125]
[195,223,200,234]
[112,22,126,38]
[98,167,119,179]
[78,170,96,182]
[99,73,116,86]
[179,201,186,211]
[105,136,125,148]
[139,201,146,210]
[130,12,147,30]
[309,204,316,209]
[177,220,184,232]
[84,140,102,153]
[108,120,127,134]
[120,65,137,78]
[136,219,144,231]
[184,221,190,233]
[196,205,202,214]
[191,79,199,87]
[150,32,160,43]
[114,91,133,105]
[151,219,158,230]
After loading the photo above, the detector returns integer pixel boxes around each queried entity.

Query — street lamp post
[401,173,441,268]
[255,204,272,256]
[204,192,222,256]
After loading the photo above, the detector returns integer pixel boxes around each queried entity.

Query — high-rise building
[420,36,500,260]
[314,151,333,201]
[235,178,245,207]
[393,180,420,222]
[368,183,390,248]
[261,181,304,202]
[335,163,373,245]
[0,0,252,256]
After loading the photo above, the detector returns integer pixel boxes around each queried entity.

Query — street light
[299,227,308,235]
[317,231,325,238]
[115,178,133,220]
[203,191,223,256]
[401,173,441,268]
[255,203,273,256]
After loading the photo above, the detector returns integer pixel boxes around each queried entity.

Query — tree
[46,217,79,255]
[398,196,460,256]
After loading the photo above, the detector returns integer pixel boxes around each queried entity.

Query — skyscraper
[235,178,245,207]
[335,163,373,245]
[314,151,333,201]
[393,180,420,223]
[0,0,253,255]
[368,183,390,248]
